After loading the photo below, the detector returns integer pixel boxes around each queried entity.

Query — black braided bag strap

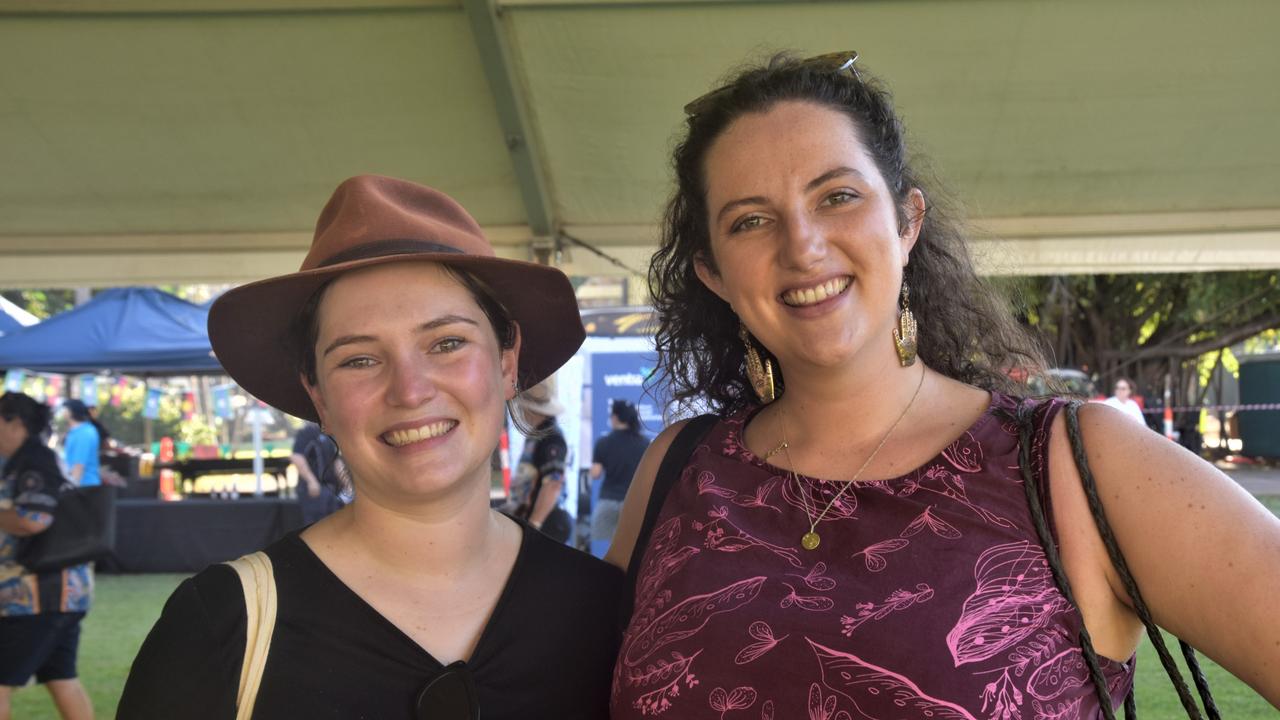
[1010,399,1128,720]
[1009,398,1220,720]
[1061,400,1220,720]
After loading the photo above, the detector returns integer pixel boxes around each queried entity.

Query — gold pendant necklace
[780,369,925,550]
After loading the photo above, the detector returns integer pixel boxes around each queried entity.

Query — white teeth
[384,421,456,447]
[782,277,851,307]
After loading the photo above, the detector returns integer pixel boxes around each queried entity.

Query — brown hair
[290,265,518,387]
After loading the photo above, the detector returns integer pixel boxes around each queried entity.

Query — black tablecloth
[154,456,292,480]
[106,497,305,573]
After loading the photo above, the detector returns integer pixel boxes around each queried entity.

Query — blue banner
[3,369,25,393]
[142,387,163,419]
[590,352,666,443]
[79,375,99,407]
[212,384,234,419]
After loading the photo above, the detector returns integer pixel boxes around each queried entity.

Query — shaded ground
[1219,463,1280,496]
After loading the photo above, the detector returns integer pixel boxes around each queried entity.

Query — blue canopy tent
[0,287,221,374]
[0,295,38,336]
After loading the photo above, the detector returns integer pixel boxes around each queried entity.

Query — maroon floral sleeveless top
[612,393,1133,720]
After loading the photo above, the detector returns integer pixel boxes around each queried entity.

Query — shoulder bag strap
[1012,399,1220,720]
[1010,399,1126,719]
[225,551,277,720]
[1062,401,1220,720]
[622,414,719,621]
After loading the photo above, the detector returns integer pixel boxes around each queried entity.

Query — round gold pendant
[801,531,820,551]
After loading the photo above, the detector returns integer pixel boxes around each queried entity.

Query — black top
[2,437,91,615]
[290,423,341,491]
[117,520,623,719]
[3,437,63,518]
[592,429,650,502]
[513,418,567,517]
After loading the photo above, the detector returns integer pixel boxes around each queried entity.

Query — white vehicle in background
[1027,368,1100,400]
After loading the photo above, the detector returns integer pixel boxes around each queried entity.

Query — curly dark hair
[0,391,53,437]
[649,53,1047,417]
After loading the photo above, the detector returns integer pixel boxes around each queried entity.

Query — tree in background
[1,289,77,318]
[1003,270,1280,439]
[83,382,213,448]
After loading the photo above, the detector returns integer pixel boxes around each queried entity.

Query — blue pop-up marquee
[0,288,222,374]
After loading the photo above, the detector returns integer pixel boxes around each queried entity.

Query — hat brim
[208,252,584,422]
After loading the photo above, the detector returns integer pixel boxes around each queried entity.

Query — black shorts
[0,612,85,686]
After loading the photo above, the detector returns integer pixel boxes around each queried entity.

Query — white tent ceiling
[1,0,1278,288]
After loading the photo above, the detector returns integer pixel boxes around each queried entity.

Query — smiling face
[302,262,519,507]
[694,100,924,375]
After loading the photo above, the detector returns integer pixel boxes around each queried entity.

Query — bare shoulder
[1050,400,1280,703]
[603,418,694,570]
[1063,400,1250,500]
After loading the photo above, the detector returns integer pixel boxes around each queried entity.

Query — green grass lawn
[1257,493,1280,516]
[10,574,185,720]
[1133,633,1274,717]
[11,497,1280,718]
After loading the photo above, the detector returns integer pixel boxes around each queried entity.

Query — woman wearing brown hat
[118,175,622,719]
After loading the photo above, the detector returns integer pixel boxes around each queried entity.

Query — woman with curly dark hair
[607,53,1280,718]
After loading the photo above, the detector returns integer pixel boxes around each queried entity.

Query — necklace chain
[778,369,926,550]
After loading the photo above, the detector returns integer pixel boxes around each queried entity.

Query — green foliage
[2,285,228,320]
[71,379,213,449]
[1012,271,1280,404]
[87,382,183,447]
[0,289,76,319]
[178,415,218,446]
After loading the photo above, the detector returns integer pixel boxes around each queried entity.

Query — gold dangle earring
[739,322,776,404]
[893,283,918,367]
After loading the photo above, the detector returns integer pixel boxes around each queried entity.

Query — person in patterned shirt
[0,392,93,720]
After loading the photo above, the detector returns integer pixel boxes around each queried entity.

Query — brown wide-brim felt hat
[208,174,584,422]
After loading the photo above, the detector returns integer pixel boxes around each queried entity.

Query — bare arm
[604,420,688,570]
[291,452,321,497]
[528,475,564,527]
[1053,403,1280,706]
[0,507,52,537]
[589,463,604,480]
[68,464,84,484]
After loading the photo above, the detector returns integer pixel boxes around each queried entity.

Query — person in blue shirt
[60,401,99,488]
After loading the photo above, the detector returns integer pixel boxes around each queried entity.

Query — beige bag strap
[225,551,277,720]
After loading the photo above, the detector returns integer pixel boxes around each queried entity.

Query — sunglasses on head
[682,50,860,116]
[415,661,479,720]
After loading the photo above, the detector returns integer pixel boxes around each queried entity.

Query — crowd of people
[2,50,1278,719]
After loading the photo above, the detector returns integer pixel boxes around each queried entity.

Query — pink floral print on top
[612,393,1133,720]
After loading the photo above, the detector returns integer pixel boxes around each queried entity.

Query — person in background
[0,392,94,720]
[1103,376,1147,425]
[289,421,346,524]
[588,400,649,557]
[60,401,99,488]
[511,382,573,543]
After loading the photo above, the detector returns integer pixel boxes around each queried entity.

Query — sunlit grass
[9,574,185,720]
